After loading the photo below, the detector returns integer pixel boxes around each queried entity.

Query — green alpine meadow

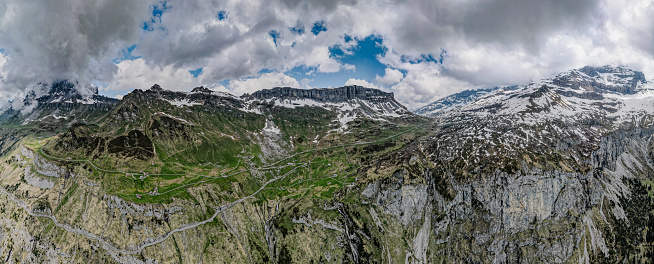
[1,1,654,263]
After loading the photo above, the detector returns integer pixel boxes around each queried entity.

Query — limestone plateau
[0,65,652,263]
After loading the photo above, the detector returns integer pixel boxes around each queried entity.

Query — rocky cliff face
[355,65,654,263]
[245,85,414,128]
[361,124,654,263]
[555,65,646,94]
[248,85,403,105]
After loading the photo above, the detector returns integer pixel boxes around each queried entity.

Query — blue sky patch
[311,21,327,35]
[258,68,275,74]
[217,10,228,21]
[189,68,203,78]
[269,30,280,46]
[113,45,141,63]
[218,79,230,87]
[328,45,345,58]
[284,35,388,88]
[400,49,447,64]
[143,1,171,31]
[332,35,387,80]
[151,1,170,18]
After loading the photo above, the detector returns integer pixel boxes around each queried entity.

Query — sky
[0,0,654,109]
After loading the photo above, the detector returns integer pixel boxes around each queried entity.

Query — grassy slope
[31,89,429,205]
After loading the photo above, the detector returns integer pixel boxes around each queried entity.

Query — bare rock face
[190,86,213,94]
[361,127,654,263]
[20,146,34,159]
[247,85,405,106]
[362,169,429,227]
[353,65,654,263]
[33,152,66,178]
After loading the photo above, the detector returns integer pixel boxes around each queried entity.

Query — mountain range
[0,65,651,263]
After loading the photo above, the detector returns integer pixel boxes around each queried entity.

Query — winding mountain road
[0,124,422,256]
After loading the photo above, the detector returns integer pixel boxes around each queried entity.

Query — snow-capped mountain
[423,65,654,173]
[34,80,114,105]
[449,65,653,125]
[244,85,415,133]
[246,86,409,116]
[2,66,654,263]
[416,65,650,118]
[1,80,119,127]
[413,87,499,117]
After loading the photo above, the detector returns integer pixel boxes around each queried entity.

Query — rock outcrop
[247,85,403,105]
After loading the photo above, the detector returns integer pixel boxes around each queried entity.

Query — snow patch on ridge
[258,97,408,121]
[263,120,281,134]
[154,112,193,125]
[163,98,202,107]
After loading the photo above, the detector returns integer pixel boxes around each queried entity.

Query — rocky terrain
[413,87,499,117]
[0,66,651,263]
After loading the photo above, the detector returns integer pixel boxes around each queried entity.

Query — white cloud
[227,72,300,95]
[105,59,205,93]
[0,0,154,96]
[299,78,314,89]
[389,63,473,108]
[127,0,654,108]
[376,68,404,85]
[3,0,654,109]
[344,78,379,89]
[342,63,356,71]
[0,52,6,83]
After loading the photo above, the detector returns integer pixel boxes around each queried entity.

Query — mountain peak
[191,86,213,94]
[413,88,499,117]
[149,84,164,92]
[32,80,114,106]
[551,65,646,94]
[415,65,651,118]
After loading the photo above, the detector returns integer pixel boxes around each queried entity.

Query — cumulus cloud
[0,52,6,84]
[227,72,300,95]
[389,63,474,108]
[134,0,354,82]
[376,68,404,85]
[344,78,379,90]
[0,0,153,99]
[105,59,208,93]
[2,0,654,108]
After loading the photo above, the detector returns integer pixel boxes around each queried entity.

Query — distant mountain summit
[552,65,646,94]
[32,80,118,106]
[413,87,503,117]
[415,65,651,118]
[0,80,119,129]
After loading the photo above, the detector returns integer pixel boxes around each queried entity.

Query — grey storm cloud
[388,0,603,55]
[0,0,653,108]
[0,0,152,97]
[462,0,603,49]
